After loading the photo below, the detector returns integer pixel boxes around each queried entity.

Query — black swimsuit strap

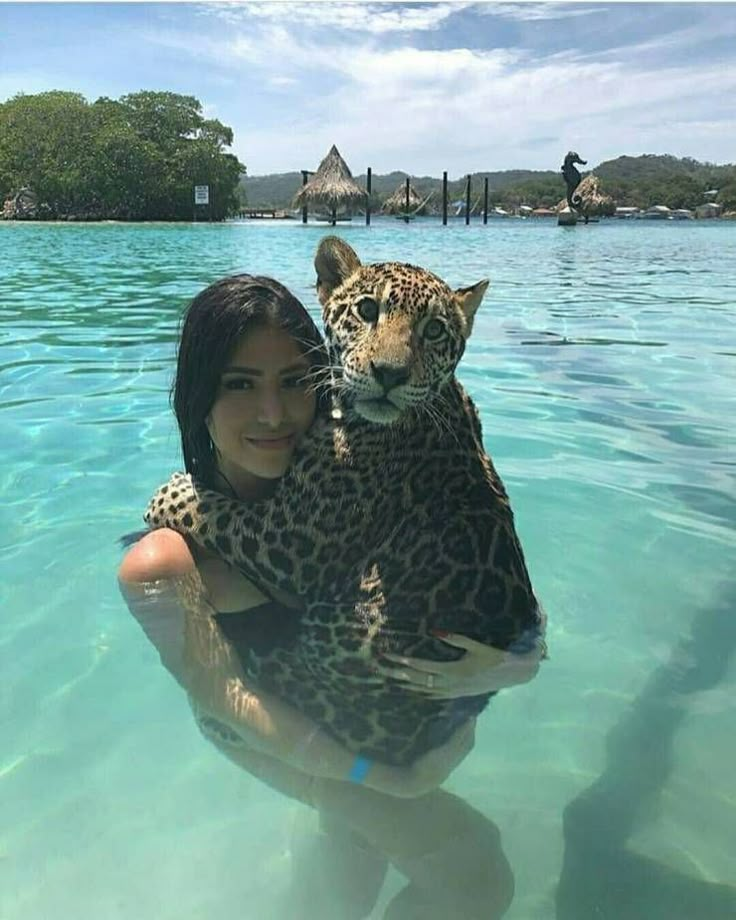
[213,601,301,655]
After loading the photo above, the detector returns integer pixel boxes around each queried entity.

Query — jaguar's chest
[289,428,425,515]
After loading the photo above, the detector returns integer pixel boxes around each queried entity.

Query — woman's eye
[223,378,252,391]
[356,298,379,323]
[424,319,445,341]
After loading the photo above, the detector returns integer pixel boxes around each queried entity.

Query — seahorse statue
[561,151,587,212]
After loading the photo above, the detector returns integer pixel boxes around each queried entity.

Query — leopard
[145,236,544,766]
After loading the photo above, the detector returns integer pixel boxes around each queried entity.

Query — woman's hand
[377,631,545,700]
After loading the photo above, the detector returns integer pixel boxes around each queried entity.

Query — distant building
[704,189,719,199]
[671,209,694,220]
[530,207,557,218]
[695,202,722,219]
[641,205,671,219]
[614,206,639,219]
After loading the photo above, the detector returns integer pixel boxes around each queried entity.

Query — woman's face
[206,323,317,495]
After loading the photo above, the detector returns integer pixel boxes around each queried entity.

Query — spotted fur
[145,238,543,765]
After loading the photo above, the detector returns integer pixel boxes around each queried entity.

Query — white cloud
[479,3,600,23]
[201,1,468,34]
[144,4,736,173]
[236,37,736,172]
[589,12,736,63]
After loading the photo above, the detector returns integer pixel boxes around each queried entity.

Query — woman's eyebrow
[223,365,261,375]
[223,362,309,376]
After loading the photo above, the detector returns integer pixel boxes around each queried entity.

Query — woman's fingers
[375,661,446,694]
[382,652,441,674]
[430,631,480,651]
[432,633,509,667]
[376,662,437,685]
[376,634,543,698]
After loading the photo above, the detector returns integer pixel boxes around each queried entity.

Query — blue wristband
[348,754,372,784]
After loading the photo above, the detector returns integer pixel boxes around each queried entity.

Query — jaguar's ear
[454,280,489,337]
[315,237,362,306]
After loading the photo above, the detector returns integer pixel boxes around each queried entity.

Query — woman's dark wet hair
[173,274,328,488]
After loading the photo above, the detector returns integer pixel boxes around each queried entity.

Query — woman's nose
[257,387,286,427]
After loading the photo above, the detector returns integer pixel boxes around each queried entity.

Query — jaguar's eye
[356,298,379,324]
[424,318,445,341]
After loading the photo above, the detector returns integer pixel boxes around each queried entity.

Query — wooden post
[301,170,308,224]
[442,171,448,226]
[483,177,489,225]
[405,176,410,223]
[331,206,336,227]
[366,167,372,225]
[465,174,471,226]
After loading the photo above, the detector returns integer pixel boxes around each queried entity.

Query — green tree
[0,91,96,214]
[716,182,736,211]
[0,90,245,220]
[496,177,565,209]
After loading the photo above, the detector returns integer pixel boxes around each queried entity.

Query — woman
[119,275,542,918]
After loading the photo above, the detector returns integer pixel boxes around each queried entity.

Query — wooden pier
[289,155,549,226]
[239,208,293,220]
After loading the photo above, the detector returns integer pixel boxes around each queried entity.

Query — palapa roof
[557,174,615,216]
[382,180,425,215]
[293,145,366,211]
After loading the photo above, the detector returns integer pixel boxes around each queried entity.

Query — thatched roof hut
[381,180,431,216]
[557,174,615,217]
[293,145,366,222]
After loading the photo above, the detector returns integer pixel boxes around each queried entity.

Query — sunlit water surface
[1,219,735,919]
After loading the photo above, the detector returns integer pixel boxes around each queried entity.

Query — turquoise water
[1,219,734,919]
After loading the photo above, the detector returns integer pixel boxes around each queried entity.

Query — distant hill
[596,154,698,181]
[240,155,736,212]
[242,172,303,209]
[241,167,560,209]
[592,155,736,210]
[595,154,728,183]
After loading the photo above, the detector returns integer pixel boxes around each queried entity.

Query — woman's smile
[245,433,296,451]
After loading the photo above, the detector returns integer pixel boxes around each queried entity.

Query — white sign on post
[194,185,210,205]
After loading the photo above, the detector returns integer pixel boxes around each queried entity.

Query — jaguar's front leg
[144,472,295,596]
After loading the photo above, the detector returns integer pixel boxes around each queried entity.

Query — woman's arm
[119,531,472,797]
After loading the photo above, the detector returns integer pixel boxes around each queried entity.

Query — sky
[1,1,736,176]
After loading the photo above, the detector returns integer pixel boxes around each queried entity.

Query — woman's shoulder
[118,528,197,585]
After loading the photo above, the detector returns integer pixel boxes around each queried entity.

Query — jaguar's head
[314,237,488,425]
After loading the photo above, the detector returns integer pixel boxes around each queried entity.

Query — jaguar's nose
[370,360,410,392]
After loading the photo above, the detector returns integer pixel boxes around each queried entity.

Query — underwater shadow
[556,581,736,919]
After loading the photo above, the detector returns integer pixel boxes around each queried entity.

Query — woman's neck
[212,464,277,502]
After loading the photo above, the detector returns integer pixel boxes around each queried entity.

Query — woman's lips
[245,434,295,451]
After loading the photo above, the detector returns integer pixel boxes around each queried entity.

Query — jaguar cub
[145,237,543,765]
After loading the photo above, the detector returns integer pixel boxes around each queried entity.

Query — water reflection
[557,580,736,919]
